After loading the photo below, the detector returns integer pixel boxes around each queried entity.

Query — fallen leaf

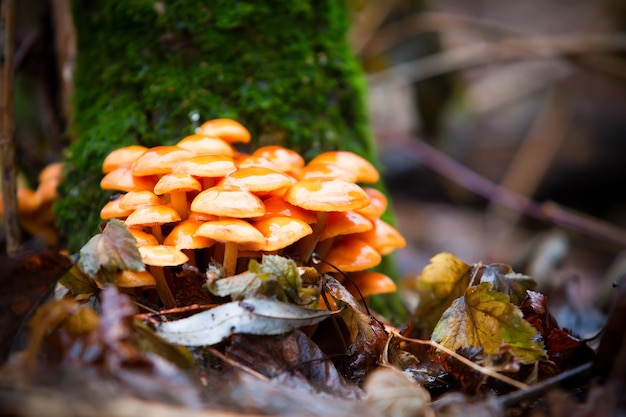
[78,219,145,283]
[409,253,472,334]
[479,263,537,306]
[226,330,361,398]
[432,283,546,364]
[363,366,432,417]
[154,298,336,346]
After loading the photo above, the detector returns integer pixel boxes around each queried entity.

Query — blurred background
[8,0,626,331]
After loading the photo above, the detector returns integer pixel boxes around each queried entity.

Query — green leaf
[410,253,472,332]
[479,263,537,305]
[207,271,262,299]
[78,219,145,283]
[432,283,546,364]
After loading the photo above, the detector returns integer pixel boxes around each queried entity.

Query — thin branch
[367,33,626,87]
[380,133,626,248]
[0,0,21,254]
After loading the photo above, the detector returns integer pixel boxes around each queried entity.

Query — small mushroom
[355,187,388,219]
[138,244,189,308]
[163,219,215,266]
[102,145,147,173]
[190,185,265,218]
[118,190,162,211]
[218,166,293,196]
[354,218,407,256]
[307,151,380,184]
[100,196,133,220]
[316,237,381,274]
[252,196,317,224]
[125,204,181,243]
[100,167,158,193]
[346,271,397,298]
[284,177,371,263]
[176,134,234,156]
[251,145,305,175]
[196,219,265,276]
[153,172,202,219]
[246,216,313,252]
[173,154,236,189]
[196,118,251,144]
[132,146,195,177]
[114,269,157,289]
[314,210,373,258]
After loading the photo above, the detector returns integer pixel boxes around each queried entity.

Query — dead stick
[381,133,626,248]
[0,0,21,255]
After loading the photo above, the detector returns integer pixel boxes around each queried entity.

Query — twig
[390,331,529,391]
[206,347,270,382]
[367,33,626,87]
[0,0,21,254]
[497,362,592,407]
[380,133,626,248]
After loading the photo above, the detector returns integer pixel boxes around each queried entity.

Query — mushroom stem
[313,237,334,260]
[151,225,164,243]
[150,266,176,308]
[295,211,329,264]
[169,191,189,219]
[223,241,239,276]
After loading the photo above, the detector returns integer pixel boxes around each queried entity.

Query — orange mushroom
[354,217,407,256]
[100,196,133,220]
[251,145,305,174]
[163,219,215,266]
[100,167,158,193]
[153,172,202,219]
[125,204,181,243]
[246,216,313,252]
[316,237,381,274]
[138,244,189,308]
[190,185,265,218]
[176,134,234,156]
[355,187,388,219]
[218,166,293,196]
[118,190,162,211]
[196,219,265,276]
[173,154,236,189]
[314,210,373,258]
[196,118,251,144]
[307,151,380,184]
[132,146,195,177]
[102,145,147,173]
[346,271,397,298]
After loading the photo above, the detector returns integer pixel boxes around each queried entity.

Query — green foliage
[57,0,380,251]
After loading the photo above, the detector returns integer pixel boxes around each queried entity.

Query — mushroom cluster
[0,162,64,246]
[99,118,406,307]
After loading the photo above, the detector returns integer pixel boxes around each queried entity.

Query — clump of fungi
[99,118,406,308]
[0,162,64,246]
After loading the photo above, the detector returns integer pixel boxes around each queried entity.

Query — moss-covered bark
[56,0,383,251]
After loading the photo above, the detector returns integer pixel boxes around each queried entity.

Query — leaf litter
[0,226,620,417]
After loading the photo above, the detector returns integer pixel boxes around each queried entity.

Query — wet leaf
[479,263,536,306]
[410,253,472,333]
[364,366,432,417]
[58,264,100,296]
[154,298,336,346]
[78,219,145,283]
[226,331,361,398]
[432,283,546,364]
[206,271,262,299]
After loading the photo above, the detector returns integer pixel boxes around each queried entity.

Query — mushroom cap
[218,167,293,193]
[354,218,406,256]
[154,172,202,195]
[176,134,234,156]
[125,204,181,227]
[355,187,388,219]
[100,197,133,220]
[118,190,162,211]
[318,211,373,241]
[100,167,158,193]
[102,146,147,173]
[187,211,219,222]
[308,151,379,183]
[252,196,317,224]
[317,237,381,273]
[139,245,189,266]
[38,162,64,184]
[196,219,265,244]
[299,163,358,183]
[247,216,313,251]
[235,155,281,171]
[173,154,236,178]
[190,185,265,218]
[348,271,397,297]
[197,118,251,144]
[128,227,160,246]
[284,178,370,212]
[164,220,216,250]
[132,146,195,176]
[115,269,156,288]
[251,146,305,173]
